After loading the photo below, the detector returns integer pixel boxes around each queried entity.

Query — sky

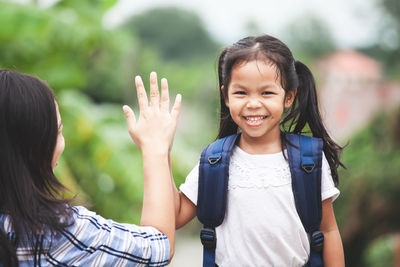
[103,0,382,49]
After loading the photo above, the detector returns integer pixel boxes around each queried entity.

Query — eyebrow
[232,83,280,90]
[231,84,247,89]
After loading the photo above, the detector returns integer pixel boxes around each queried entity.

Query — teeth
[245,116,265,121]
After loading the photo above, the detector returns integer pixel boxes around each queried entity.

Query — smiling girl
[173,35,345,267]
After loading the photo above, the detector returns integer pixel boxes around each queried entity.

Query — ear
[221,85,229,107]
[284,89,297,108]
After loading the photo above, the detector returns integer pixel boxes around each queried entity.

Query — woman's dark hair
[217,35,345,185]
[0,70,72,266]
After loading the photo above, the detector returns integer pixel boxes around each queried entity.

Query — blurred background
[1,0,399,266]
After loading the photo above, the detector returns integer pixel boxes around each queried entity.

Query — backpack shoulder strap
[197,133,239,227]
[197,133,239,267]
[285,133,324,267]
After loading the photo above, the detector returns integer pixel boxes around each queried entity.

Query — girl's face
[52,103,65,169]
[224,60,295,149]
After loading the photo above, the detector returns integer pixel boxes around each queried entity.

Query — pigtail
[283,60,345,185]
[283,61,324,134]
[217,48,238,139]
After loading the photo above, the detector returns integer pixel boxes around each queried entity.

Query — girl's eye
[233,91,246,95]
[262,91,273,95]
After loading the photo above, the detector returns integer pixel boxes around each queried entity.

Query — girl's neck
[238,130,282,154]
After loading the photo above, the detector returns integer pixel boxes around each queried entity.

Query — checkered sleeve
[47,206,170,267]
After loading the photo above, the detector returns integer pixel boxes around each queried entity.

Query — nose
[246,97,262,108]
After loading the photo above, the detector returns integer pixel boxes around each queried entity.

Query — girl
[0,70,181,266]
[173,35,345,266]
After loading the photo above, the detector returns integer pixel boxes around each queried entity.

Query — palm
[123,72,181,153]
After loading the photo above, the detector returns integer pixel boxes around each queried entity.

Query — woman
[0,70,181,266]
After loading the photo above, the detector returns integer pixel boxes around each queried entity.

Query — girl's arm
[175,190,196,229]
[320,198,345,267]
[123,72,181,259]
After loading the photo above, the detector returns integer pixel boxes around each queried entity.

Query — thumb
[123,105,136,130]
[171,94,182,123]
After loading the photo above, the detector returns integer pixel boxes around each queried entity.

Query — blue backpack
[197,133,324,267]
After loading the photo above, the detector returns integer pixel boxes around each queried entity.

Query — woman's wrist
[141,147,170,158]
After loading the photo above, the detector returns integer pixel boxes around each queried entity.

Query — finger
[149,72,160,108]
[122,105,136,130]
[135,76,148,113]
[160,78,170,112]
[171,94,182,122]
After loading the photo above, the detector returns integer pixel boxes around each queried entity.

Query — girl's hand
[123,72,181,155]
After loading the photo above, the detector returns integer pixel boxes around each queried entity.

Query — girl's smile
[243,115,268,127]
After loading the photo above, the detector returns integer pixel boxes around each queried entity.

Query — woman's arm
[123,72,181,259]
[168,155,197,229]
[320,198,345,267]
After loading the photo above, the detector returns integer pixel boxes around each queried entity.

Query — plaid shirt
[0,206,170,267]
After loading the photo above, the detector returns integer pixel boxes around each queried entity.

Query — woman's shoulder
[68,205,165,236]
[69,205,97,218]
[67,205,128,230]
[49,207,170,265]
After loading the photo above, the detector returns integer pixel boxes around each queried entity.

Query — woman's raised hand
[123,72,181,154]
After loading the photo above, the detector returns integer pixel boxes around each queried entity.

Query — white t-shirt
[180,146,339,267]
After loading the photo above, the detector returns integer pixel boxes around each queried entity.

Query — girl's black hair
[0,69,73,266]
[217,35,345,185]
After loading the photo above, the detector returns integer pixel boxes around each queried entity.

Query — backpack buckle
[200,228,216,249]
[208,156,221,165]
[311,231,324,252]
[301,163,315,174]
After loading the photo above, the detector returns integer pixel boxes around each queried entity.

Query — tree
[360,0,400,78]
[0,1,221,224]
[378,0,400,38]
[283,14,337,63]
[335,107,400,267]
[123,7,219,62]
[0,1,135,103]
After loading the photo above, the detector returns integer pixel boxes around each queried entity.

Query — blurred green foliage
[123,7,219,62]
[0,0,134,102]
[0,1,219,225]
[361,0,400,79]
[57,90,144,222]
[335,107,400,266]
[364,235,395,267]
[283,14,336,64]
